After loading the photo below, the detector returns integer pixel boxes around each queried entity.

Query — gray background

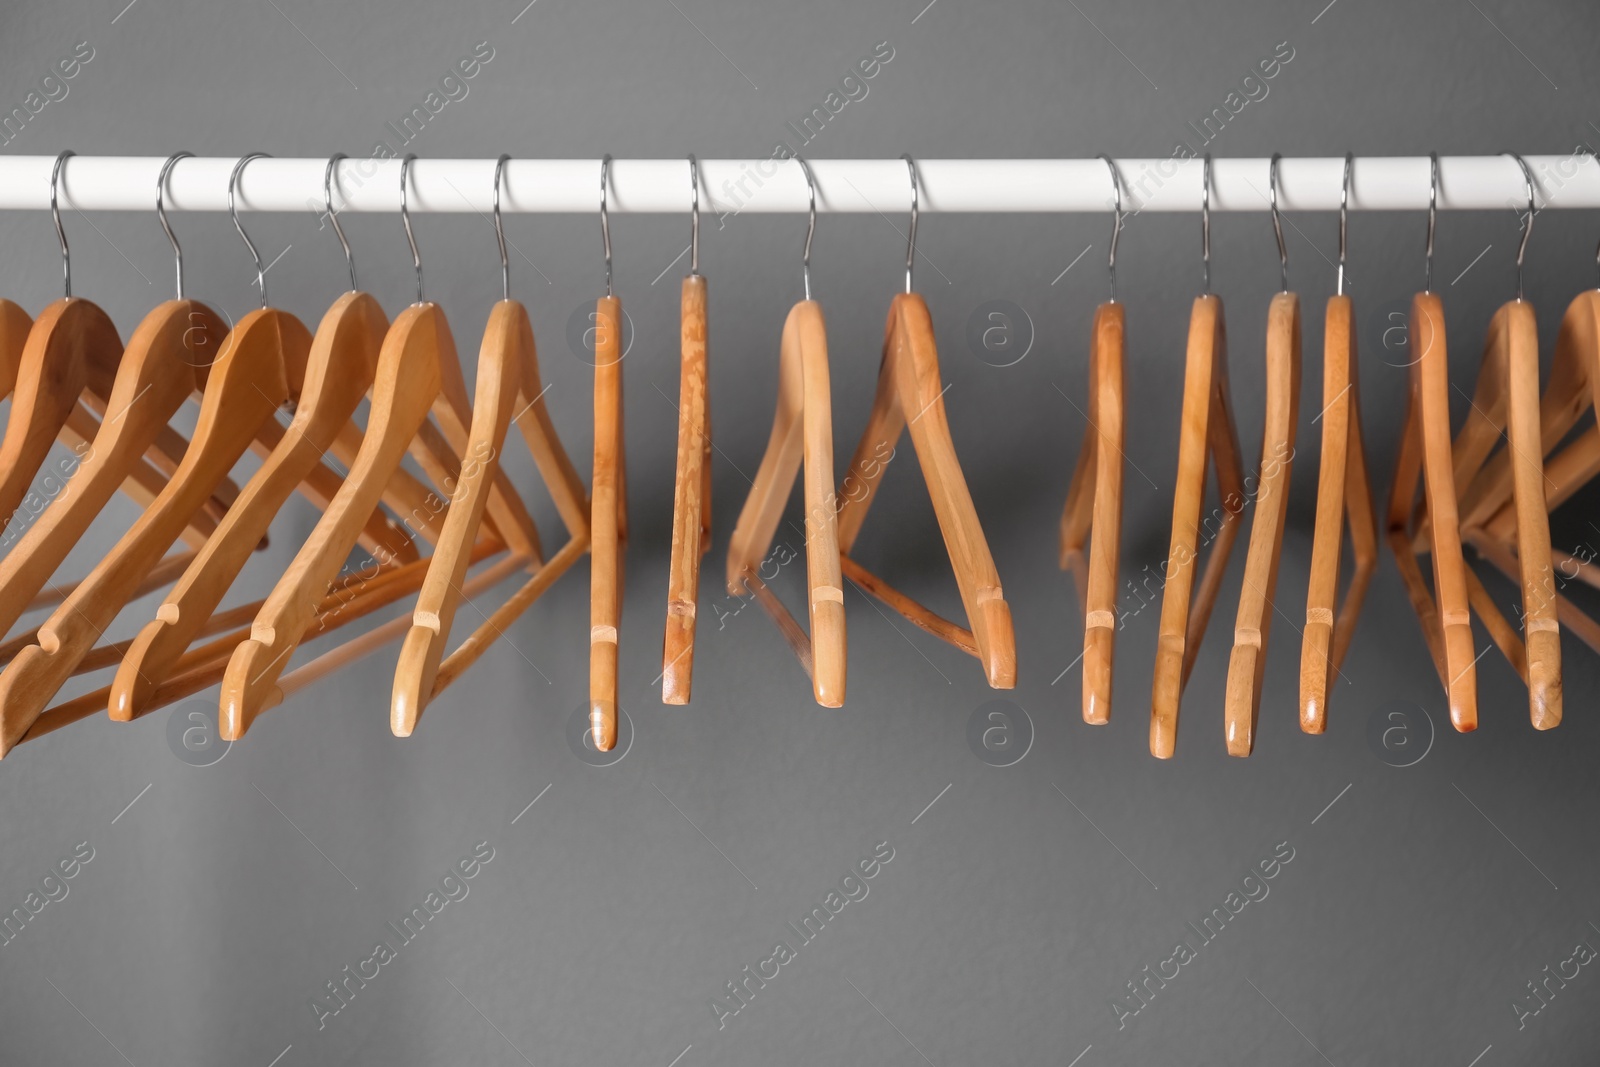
[0,0,1598,1064]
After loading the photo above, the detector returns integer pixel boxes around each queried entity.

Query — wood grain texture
[1149,295,1246,760]
[663,275,710,704]
[1224,293,1300,757]
[1059,302,1125,724]
[590,295,626,750]
[1299,295,1378,733]
[836,293,1015,689]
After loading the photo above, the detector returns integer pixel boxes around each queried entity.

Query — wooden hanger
[1386,280,1479,732]
[1149,156,1247,759]
[1224,160,1302,758]
[219,154,542,740]
[590,155,628,750]
[1300,157,1379,731]
[726,159,846,707]
[663,157,712,704]
[835,157,1014,689]
[107,157,438,722]
[392,156,589,735]
[1059,158,1127,725]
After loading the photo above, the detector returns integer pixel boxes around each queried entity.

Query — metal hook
[493,154,512,302]
[1506,151,1537,301]
[324,153,357,293]
[229,152,272,309]
[1337,152,1352,297]
[1268,153,1288,293]
[796,156,818,301]
[599,154,614,297]
[1425,152,1439,293]
[901,154,919,294]
[1099,154,1125,303]
[687,154,701,277]
[50,150,74,299]
[400,154,423,305]
[1589,147,1600,289]
[1201,153,1213,295]
[157,152,192,300]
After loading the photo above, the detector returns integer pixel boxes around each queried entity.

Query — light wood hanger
[392,156,589,735]
[110,156,433,721]
[219,154,543,740]
[1150,155,1247,759]
[1300,159,1378,733]
[1420,158,1560,727]
[726,158,846,707]
[663,156,712,704]
[835,156,1015,689]
[1059,157,1127,725]
[590,155,628,750]
[1224,158,1301,757]
[1385,155,1478,731]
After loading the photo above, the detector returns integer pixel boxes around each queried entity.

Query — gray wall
[1,0,1598,1063]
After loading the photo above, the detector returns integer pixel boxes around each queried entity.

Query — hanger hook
[1337,152,1352,297]
[399,154,423,305]
[1505,151,1537,301]
[687,153,700,277]
[599,154,614,298]
[229,152,272,309]
[51,150,75,299]
[796,156,818,301]
[1269,153,1288,293]
[901,154,920,294]
[493,153,512,303]
[1099,154,1125,303]
[1425,151,1439,293]
[1201,152,1212,295]
[156,152,192,301]
[324,153,357,293]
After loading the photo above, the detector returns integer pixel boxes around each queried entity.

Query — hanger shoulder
[795,299,845,707]
[1499,300,1561,727]
[590,294,626,751]
[427,305,541,561]
[1411,292,1477,730]
[1079,301,1125,724]
[663,275,710,703]
[393,300,527,735]
[508,311,589,541]
[1224,292,1301,757]
[834,300,908,556]
[885,293,1015,688]
[220,302,445,740]
[726,300,807,593]
[0,299,33,399]
[0,299,121,535]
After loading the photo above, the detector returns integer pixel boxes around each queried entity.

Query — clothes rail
[0,155,1597,215]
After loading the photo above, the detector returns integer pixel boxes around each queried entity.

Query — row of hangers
[0,150,1590,762]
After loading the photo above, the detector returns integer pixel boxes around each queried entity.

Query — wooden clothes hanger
[1224,157,1302,758]
[1058,156,1127,726]
[590,155,628,750]
[663,156,712,704]
[392,155,589,736]
[219,154,542,741]
[726,157,846,707]
[834,156,1015,690]
[1300,156,1378,734]
[109,154,440,723]
[1150,155,1247,760]
[1385,154,1478,732]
